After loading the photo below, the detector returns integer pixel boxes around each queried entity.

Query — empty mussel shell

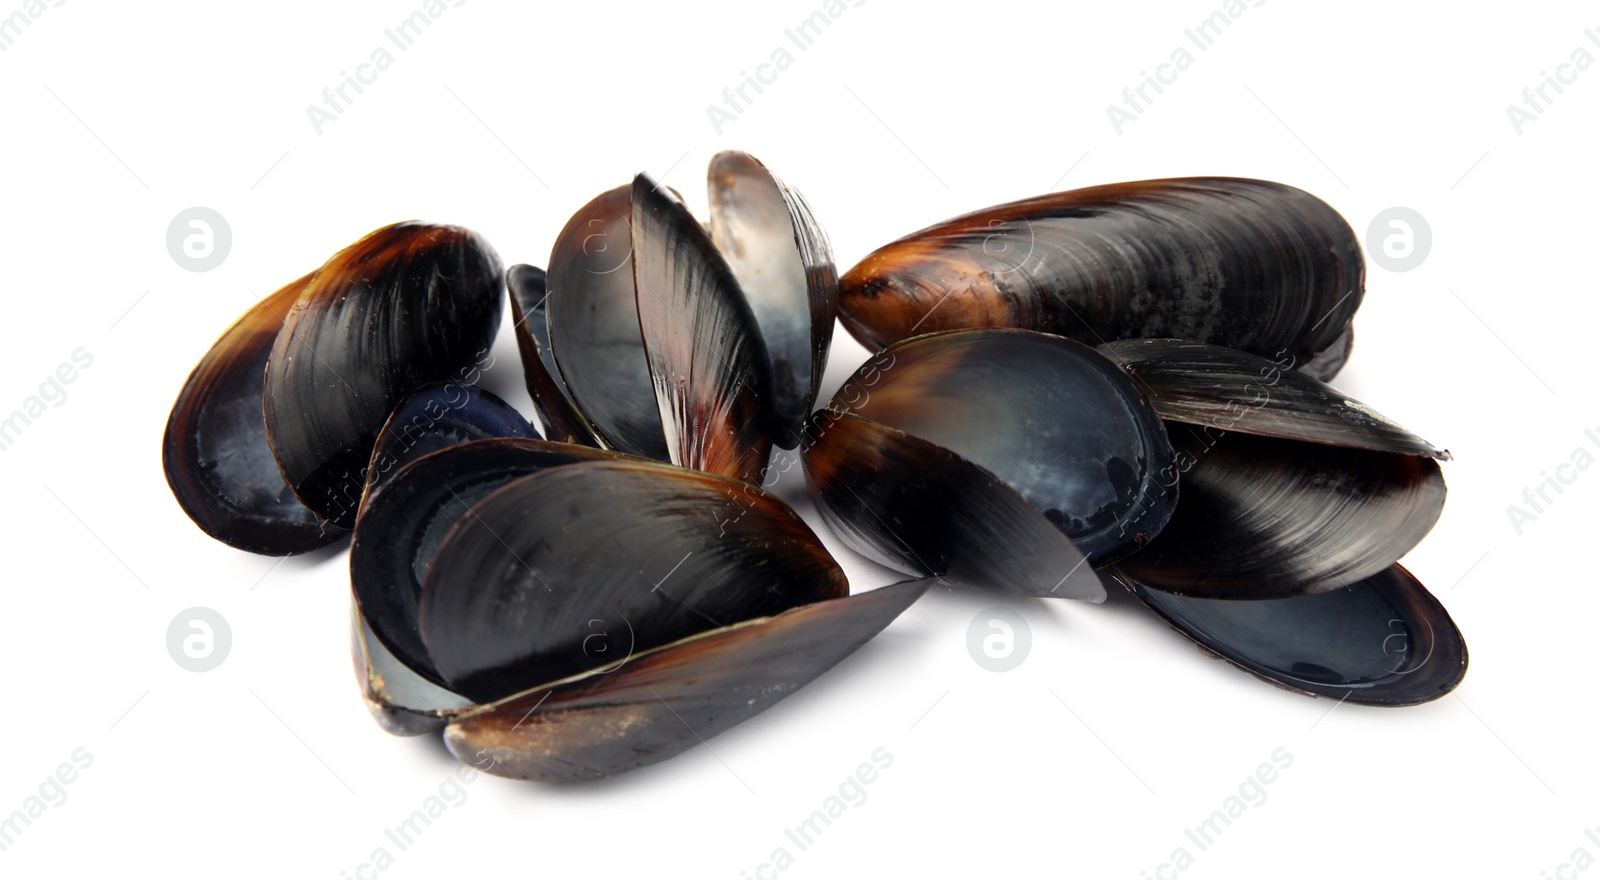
[263,222,504,529]
[514,152,839,480]
[351,438,632,688]
[838,178,1362,372]
[802,327,1178,597]
[1102,339,1448,599]
[351,437,926,778]
[535,175,774,480]
[163,272,347,555]
[419,458,849,702]
[1106,564,1467,706]
[707,150,839,447]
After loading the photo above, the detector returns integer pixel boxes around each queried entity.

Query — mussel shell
[506,264,601,447]
[351,438,632,688]
[443,578,931,781]
[1098,338,1449,460]
[360,381,538,502]
[264,222,504,530]
[545,185,669,460]
[1120,428,1446,599]
[418,458,847,703]
[162,273,347,555]
[1108,564,1467,706]
[816,328,1177,565]
[632,174,775,481]
[802,411,1104,600]
[838,178,1362,367]
[708,150,838,448]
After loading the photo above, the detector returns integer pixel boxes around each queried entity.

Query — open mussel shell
[352,442,922,779]
[162,273,347,555]
[351,438,633,688]
[264,222,504,530]
[360,381,538,502]
[444,577,931,781]
[537,176,775,480]
[838,178,1362,372]
[1099,338,1448,599]
[1106,565,1467,706]
[522,153,838,477]
[707,150,839,448]
[804,328,1176,582]
[419,458,848,702]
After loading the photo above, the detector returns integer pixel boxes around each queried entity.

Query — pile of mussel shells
[163,153,1466,781]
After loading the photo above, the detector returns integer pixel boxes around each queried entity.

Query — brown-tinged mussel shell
[349,437,929,778]
[445,578,927,781]
[163,271,344,555]
[837,178,1363,380]
[263,222,504,529]
[507,151,838,478]
[801,327,1179,600]
[163,222,505,552]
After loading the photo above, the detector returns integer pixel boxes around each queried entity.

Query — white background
[2,1,1595,877]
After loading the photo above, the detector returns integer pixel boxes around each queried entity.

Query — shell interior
[1112,564,1467,706]
[162,272,347,555]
